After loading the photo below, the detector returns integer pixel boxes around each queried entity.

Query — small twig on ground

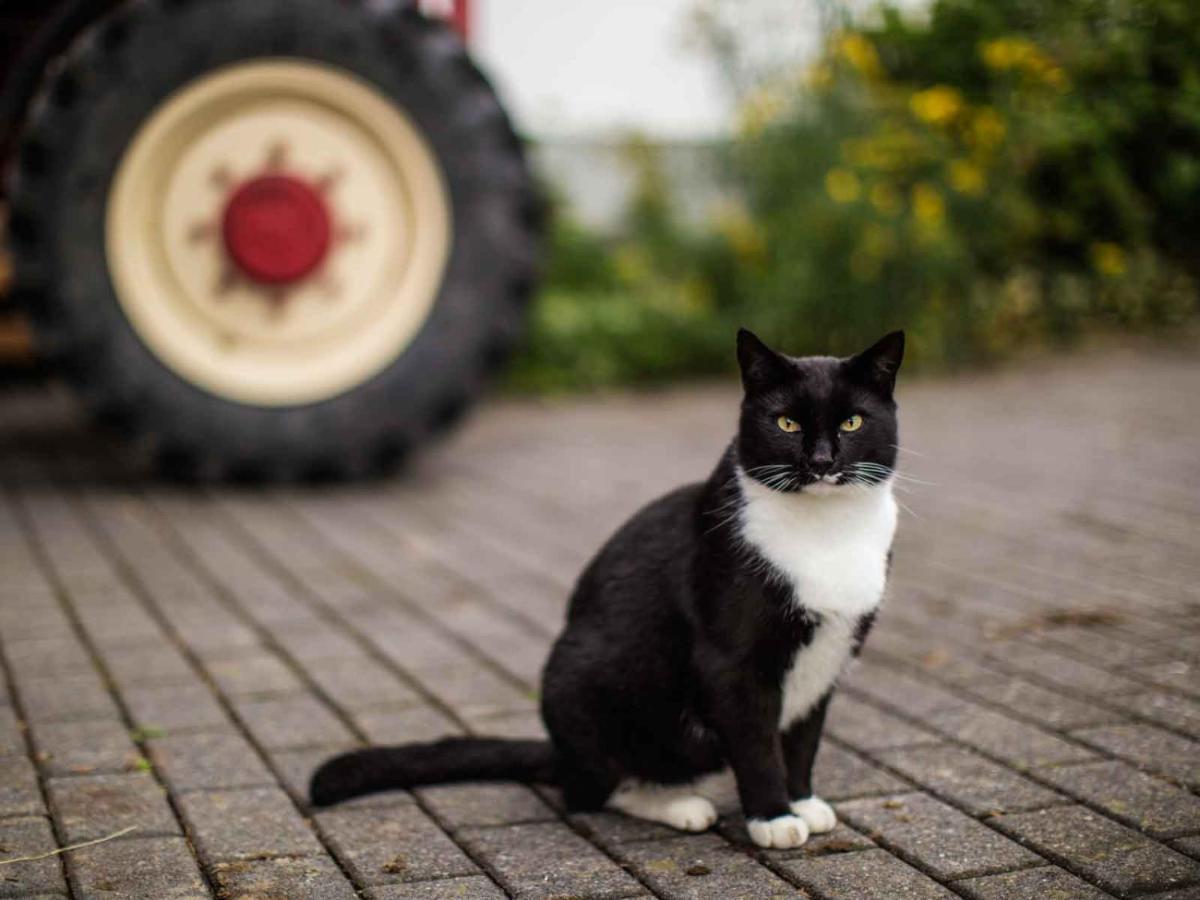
[0,826,137,866]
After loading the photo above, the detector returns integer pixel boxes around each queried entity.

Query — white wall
[471,0,733,141]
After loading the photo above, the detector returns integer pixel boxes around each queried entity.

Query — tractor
[0,0,540,478]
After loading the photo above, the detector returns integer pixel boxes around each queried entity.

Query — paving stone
[1140,885,1200,899]
[417,783,556,828]
[1107,691,1200,739]
[1074,723,1200,788]
[952,864,1111,899]
[354,705,462,744]
[15,675,119,722]
[716,813,875,859]
[73,602,165,650]
[993,804,1200,895]
[1127,659,1199,698]
[317,803,478,886]
[233,694,354,749]
[1035,758,1200,839]
[2,637,94,679]
[0,705,25,755]
[123,683,230,732]
[0,754,43,817]
[571,809,681,846]
[467,710,548,740]
[0,605,72,642]
[367,877,508,899]
[418,664,538,721]
[65,835,207,899]
[99,645,197,689]
[266,745,407,808]
[205,651,304,697]
[177,786,323,863]
[211,854,357,900]
[1174,835,1200,861]
[306,656,421,712]
[960,678,1122,731]
[816,741,911,800]
[272,625,366,663]
[147,730,273,792]
[837,792,1039,880]
[459,821,642,899]
[29,718,140,776]
[0,816,66,898]
[873,744,1062,815]
[928,706,1096,770]
[826,695,942,751]
[779,847,956,899]
[618,832,798,899]
[991,644,1147,699]
[46,773,180,843]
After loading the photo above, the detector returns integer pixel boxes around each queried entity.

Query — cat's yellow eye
[840,414,864,433]
[776,416,800,433]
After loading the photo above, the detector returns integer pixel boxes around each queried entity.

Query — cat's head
[735,329,904,495]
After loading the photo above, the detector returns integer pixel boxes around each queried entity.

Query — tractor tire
[7,0,540,479]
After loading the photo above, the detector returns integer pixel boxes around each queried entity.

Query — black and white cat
[311,328,904,849]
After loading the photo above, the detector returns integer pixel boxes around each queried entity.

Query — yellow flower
[825,168,862,204]
[738,84,787,137]
[837,33,882,79]
[968,108,1007,151]
[912,183,945,226]
[948,160,986,196]
[980,38,1069,90]
[869,182,903,215]
[1090,242,1127,277]
[910,86,963,126]
[806,62,834,92]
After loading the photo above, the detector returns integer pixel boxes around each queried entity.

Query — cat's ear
[737,328,791,393]
[847,331,905,396]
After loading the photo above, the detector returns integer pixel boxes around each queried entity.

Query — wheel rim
[106,59,452,407]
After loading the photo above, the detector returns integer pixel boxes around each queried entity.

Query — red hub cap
[221,174,332,285]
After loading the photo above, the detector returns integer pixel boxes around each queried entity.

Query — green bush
[511,0,1200,390]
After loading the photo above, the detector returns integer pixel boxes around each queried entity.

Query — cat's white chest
[737,473,898,727]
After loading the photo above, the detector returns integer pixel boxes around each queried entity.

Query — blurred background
[490,0,1200,390]
[1,0,1198,473]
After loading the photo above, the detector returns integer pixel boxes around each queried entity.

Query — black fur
[311,330,904,828]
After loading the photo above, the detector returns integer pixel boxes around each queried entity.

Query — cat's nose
[809,452,834,475]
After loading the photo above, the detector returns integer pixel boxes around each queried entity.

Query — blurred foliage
[511,0,1200,390]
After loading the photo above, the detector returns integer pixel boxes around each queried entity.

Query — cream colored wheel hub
[106,59,452,406]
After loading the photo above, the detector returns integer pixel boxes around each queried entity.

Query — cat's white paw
[747,814,809,849]
[661,795,719,832]
[790,796,837,834]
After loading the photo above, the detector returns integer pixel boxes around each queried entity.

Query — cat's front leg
[782,693,837,834]
[710,693,810,849]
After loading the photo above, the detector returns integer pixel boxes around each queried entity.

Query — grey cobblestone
[317,804,479,886]
[65,836,207,899]
[2,349,1199,898]
[0,753,43,817]
[458,821,642,899]
[1034,759,1200,838]
[29,718,140,777]
[147,730,274,793]
[780,847,955,899]
[952,865,1111,899]
[872,744,1062,816]
[177,786,323,863]
[0,816,66,897]
[366,877,508,900]
[211,855,357,900]
[993,805,1200,895]
[417,783,556,829]
[232,694,355,749]
[837,792,1040,880]
[617,833,798,898]
[46,773,180,843]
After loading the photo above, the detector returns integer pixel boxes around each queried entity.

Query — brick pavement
[1,342,1199,898]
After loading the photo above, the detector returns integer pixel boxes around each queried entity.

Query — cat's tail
[308,738,557,806]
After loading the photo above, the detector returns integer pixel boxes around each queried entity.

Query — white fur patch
[791,796,837,833]
[747,813,809,848]
[607,781,718,832]
[737,471,897,728]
